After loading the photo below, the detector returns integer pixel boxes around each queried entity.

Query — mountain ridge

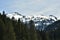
[6,12,59,31]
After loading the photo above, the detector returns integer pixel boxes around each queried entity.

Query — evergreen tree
[3,19,16,40]
[0,19,5,40]
[1,11,6,23]
[29,20,38,40]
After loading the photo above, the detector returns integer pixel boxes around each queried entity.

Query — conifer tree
[1,11,6,23]
[29,20,38,40]
[0,19,5,40]
[45,31,50,40]
[3,19,16,40]
[15,18,23,40]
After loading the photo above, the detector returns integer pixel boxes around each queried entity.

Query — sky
[0,0,60,17]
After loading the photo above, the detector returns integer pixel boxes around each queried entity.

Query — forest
[0,11,60,40]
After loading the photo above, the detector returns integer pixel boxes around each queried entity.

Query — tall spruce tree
[0,19,5,40]
[29,20,38,40]
[16,18,23,40]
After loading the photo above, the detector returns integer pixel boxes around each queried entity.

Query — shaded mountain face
[44,20,60,40]
[6,12,58,31]
[45,20,60,31]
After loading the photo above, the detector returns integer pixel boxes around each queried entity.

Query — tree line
[0,11,60,40]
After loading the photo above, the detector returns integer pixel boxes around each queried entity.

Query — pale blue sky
[0,0,60,17]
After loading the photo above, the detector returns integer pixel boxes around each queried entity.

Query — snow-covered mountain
[6,12,58,31]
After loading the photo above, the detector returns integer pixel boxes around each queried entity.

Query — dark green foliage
[0,11,60,40]
[29,20,38,40]
[0,19,4,40]
[0,12,16,40]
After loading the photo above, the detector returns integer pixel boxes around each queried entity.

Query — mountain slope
[45,20,60,31]
[6,12,58,30]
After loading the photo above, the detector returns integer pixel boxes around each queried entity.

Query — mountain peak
[6,12,59,31]
[49,15,57,21]
[6,12,58,21]
[14,12,22,16]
